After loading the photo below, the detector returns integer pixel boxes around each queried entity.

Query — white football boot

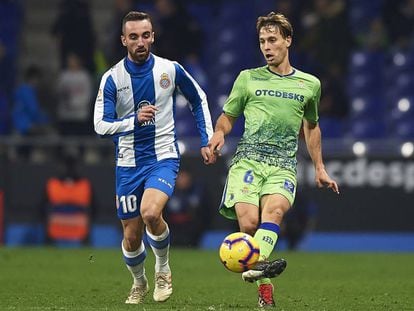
[153,271,172,302]
[125,277,149,304]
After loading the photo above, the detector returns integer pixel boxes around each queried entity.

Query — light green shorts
[219,158,297,220]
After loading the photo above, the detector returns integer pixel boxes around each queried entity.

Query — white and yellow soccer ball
[219,232,260,273]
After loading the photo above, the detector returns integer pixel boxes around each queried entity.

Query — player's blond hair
[256,12,293,39]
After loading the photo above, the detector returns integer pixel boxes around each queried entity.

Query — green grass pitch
[0,248,413,310]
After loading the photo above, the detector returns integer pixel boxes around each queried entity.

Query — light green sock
[254,225,279,286]
[254,227,279,262]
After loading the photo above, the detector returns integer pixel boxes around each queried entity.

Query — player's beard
[130,47,150,64]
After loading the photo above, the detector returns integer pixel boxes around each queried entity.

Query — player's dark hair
[256,12,293,38]
[122,11,152,34]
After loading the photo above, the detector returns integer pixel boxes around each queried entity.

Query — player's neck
[268,61,293,76]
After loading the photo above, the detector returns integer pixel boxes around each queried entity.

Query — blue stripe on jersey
[101,75,135,140]
[127,58,157,165]
[146,232,170,249]
[174,63,209,146]
[172,89,180,153]
[103,75,117,121]
[123,248,147,267]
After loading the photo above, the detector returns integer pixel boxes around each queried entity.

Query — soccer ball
[219,232,260,273]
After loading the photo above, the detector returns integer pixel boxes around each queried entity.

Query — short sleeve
[223,71,248,118]
[303,78,320,124]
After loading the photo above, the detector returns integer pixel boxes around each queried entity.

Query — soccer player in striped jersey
[208,12,339,308]
[94,11,214,304]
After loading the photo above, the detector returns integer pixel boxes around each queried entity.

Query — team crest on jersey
[297,80,305,88]
[160,73,171,89]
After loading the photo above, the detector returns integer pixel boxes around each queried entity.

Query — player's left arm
[174,63,214,164]
[303,119,339,194]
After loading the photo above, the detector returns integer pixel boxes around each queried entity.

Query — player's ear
[151,32,155,43]
[121,35,127,47]
[285,36,292,48]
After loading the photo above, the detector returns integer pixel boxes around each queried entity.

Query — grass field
[0,248,413,310]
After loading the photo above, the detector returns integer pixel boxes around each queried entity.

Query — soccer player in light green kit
[208,12,340,308]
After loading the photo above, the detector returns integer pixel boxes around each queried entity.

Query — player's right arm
[208,113,236,156]
[208,71,247,158]
[93,73,136,137]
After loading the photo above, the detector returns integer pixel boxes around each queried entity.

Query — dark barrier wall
[2,154,414,232]
[298,157,414,232]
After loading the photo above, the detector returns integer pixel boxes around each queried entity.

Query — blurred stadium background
[0,0,414,251]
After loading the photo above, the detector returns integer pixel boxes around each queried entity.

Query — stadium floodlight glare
[177,140,186,154]
[352,52,366,66]
[398,98,410,112]
[352,98,365,112]
[393,52,406,66]
[401,142,414,158]
[352,141,366,157]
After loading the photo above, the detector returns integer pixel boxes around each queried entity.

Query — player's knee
[265,206,287,223]
[239,219,259,236]
[141,207,162,227]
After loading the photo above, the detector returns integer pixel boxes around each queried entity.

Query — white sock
[146,226,170,273]
[122,241,147,286]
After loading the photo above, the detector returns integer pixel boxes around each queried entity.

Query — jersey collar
[267,66,296,77]
[124,54,155,77]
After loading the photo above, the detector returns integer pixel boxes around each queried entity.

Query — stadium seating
[389,96,414,121]
[388,96,414,138]
[349,50,384,76]
[386,73,414,99]
[349,118,387,139]
[347,72,380,98]
[349,96,385,120]
[393,121,414,139]
[348,0,384,35]
[319,117,344,139]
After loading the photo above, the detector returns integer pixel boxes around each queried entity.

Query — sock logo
[262,236,274,246]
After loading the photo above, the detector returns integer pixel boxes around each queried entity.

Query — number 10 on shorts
[118,194,138,213]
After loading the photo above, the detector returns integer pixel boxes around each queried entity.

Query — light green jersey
[223,66,321,172]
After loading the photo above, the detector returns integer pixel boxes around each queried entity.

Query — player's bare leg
[122,217,149,304]
[141,189,173,302]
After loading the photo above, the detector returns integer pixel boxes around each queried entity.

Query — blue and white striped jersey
[94,54,213,167]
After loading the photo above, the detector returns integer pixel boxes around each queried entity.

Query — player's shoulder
[292,68,321,87]
[152,54,178,68]
[241,66,268,76]
[238,66,269,81]
[152,53,173,64]
[152,54,183,77]
[100,58,125,81]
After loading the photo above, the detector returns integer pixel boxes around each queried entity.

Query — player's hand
[201,146,216,165]
[207,131,225,162]
[137,105,158,123]
[315,167,340,194]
